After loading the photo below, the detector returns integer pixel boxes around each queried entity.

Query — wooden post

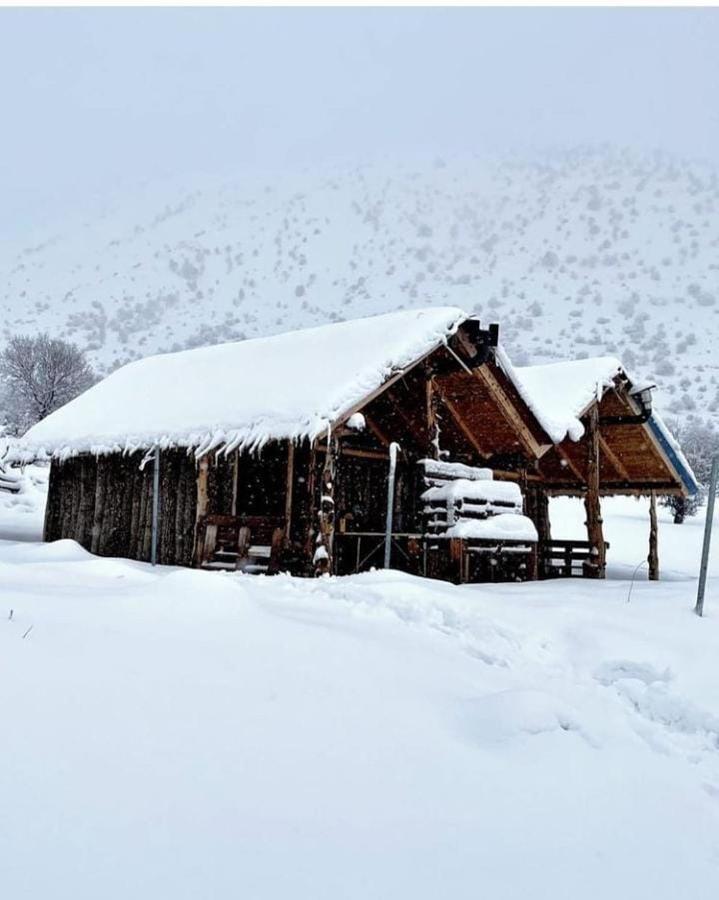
[314,431,336,575]
[197,455,209,518]
[383,442,400,569]
[150,446,160,566]
[426,370,441,460]
[525,484,551,579]
[231,450,239,518]
[285,441,295,542]
[450,537,463,584]
[583,406,606,579]
[527,544,539,581]
[648,491,659,581]
[192,455,210,566]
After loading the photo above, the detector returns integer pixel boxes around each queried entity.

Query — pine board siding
[44,449,198,565]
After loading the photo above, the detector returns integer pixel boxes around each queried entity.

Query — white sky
[1,7,717,232]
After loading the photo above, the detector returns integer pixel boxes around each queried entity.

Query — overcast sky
[1,7,717,233]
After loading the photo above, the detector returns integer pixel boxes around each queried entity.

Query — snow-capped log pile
[419,458,494,483]
[18,307,466,460]
[421,459,538,544]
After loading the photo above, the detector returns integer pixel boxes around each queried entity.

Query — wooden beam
[376,385,427,454]
[491,468,540,482]
[426,373,440,459]
[432,382,488,459]
[333,346,438,429]
[474,365,546,459]
[362,413,392,448]
[554,444,585,484]
[316,444,388,461]
[538,482,682,496]
[598,434,630,481]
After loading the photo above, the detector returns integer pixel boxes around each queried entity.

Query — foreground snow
[2,496,719,898]
[0,463,47,542]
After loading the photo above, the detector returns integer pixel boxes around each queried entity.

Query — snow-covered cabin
[19,307,696,582]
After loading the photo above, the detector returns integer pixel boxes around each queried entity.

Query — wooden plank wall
[44,449,198,565]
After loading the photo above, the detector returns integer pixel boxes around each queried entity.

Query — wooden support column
[536,489,552,546]
[192,455,210,566]
[197,455,209,518]
[525,483,552,579]
[285,441,295,542]
[231,450,239,517]
[314,431,337,576]
[583,406,606,579]
[426,369,441,460]
[648,491,659,581]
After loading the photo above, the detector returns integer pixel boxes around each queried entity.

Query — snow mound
[0,463,48,543]
[445,514,538,542]
[457,690,581,745]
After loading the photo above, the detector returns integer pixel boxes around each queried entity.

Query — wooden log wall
[44,449,198,565]
[207,452,235,516]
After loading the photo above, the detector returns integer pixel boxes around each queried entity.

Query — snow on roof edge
[496,348,623,444]
[647,412,700,496]
[15,307,467,462]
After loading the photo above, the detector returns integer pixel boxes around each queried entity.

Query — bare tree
[0,334,95,434]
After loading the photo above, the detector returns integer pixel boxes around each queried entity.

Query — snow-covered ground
[0,464,48,542]
[2,482,719,898]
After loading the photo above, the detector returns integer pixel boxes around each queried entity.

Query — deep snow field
[2,474,719,899]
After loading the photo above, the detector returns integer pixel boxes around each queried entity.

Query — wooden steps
[196,515,285,575]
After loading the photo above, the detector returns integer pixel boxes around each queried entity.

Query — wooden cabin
[19,307,697,583]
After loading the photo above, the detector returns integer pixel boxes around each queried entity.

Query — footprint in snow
[595,659,719,750]
[455,689,589,747]
[594,659,672,687]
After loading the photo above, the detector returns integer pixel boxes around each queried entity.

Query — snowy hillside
[2,147,718,423]
[2,495,719,899]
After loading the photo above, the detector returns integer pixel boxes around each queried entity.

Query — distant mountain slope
[2,148,718,423]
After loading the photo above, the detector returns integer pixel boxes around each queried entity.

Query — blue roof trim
[646,415,699,496]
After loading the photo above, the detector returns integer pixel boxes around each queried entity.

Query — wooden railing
[540,539,610,578]
[195,514,286,572]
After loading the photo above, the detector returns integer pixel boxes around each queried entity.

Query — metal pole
[151,445,160,566]
[695,455,719,616]
[384,442,400,569]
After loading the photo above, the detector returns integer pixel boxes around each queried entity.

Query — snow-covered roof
[502,354,623,444]
[20,307,466,459]
[505,354,699,495]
